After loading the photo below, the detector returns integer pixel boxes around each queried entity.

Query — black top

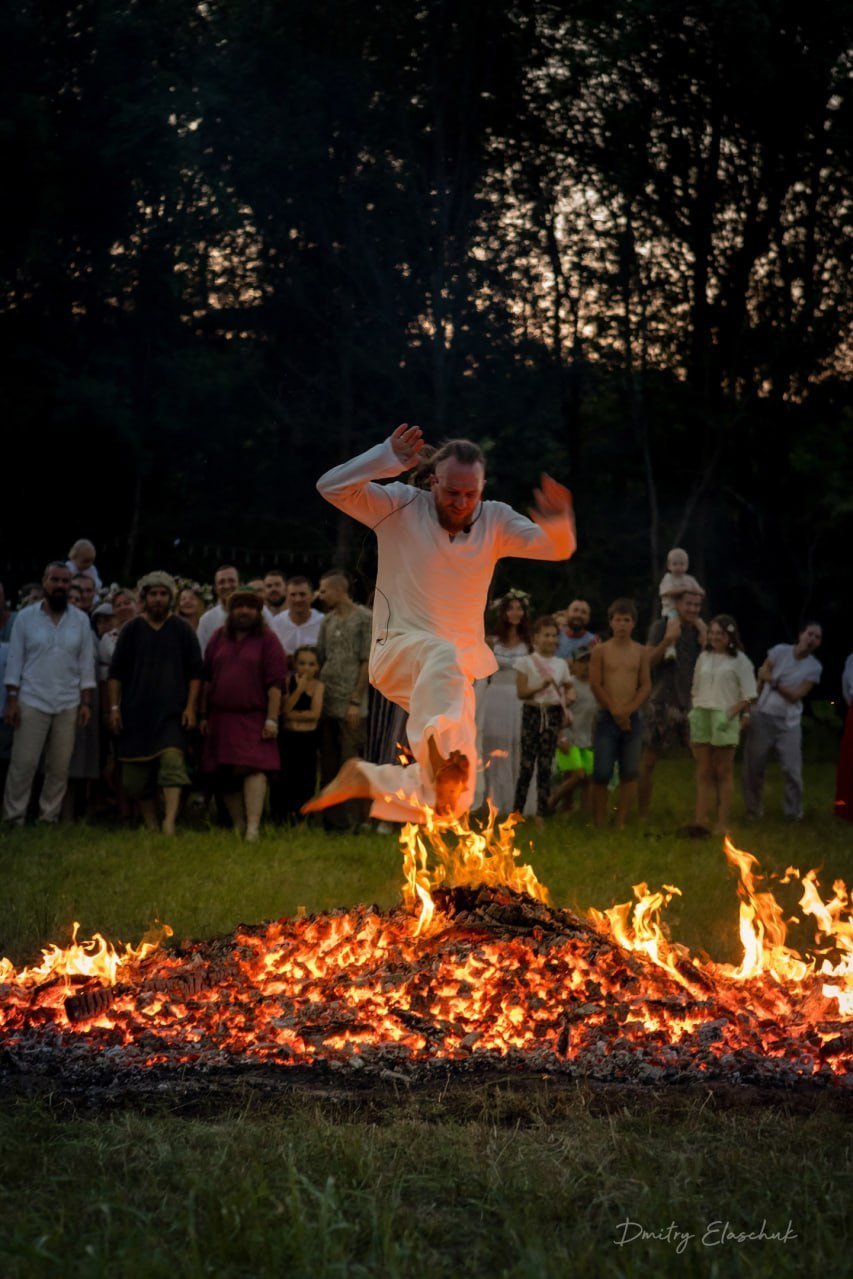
[110,616,202,759]
[646,617,702,712]
[286,673,313,713]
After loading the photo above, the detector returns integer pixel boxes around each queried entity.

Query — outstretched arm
[316,424,425,527]
[496,474,576,562]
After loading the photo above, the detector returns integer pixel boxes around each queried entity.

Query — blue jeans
[592,711,643,785]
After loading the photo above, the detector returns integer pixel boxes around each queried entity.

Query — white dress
[477,640,535,814]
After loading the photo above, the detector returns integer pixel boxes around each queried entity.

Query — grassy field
[0,757,850,1279]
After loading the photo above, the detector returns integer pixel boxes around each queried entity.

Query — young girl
[478,589,532,813]
[513,616,574,824]
[280,645,325,821]
[688,614,756,834]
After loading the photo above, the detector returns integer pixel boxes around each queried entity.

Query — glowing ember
[0,822,850,1088]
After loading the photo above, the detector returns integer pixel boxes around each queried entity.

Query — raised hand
[390,423,425,467]
[532,473,572,518]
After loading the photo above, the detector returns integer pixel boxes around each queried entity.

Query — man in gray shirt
[742,622,822,821]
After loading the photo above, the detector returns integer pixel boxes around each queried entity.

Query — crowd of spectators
[1,538,851,837]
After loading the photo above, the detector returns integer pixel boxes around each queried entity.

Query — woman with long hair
[688,614,757,834]
[477,589,533,813]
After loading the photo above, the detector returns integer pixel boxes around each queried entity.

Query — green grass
[0,1092,848,1279]
[0,757,850,1279]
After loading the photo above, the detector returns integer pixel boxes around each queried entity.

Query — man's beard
[47,590,68,612]
[268,594,285,608]
[146,603,170,621]
[436,506,475,534]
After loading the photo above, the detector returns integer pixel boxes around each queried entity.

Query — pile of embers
[1,884,850,1092]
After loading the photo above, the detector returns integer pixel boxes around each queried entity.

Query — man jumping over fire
[302,424,576,823]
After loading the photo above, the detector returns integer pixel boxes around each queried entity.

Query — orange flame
[400,804,548,937]
[0,920,172,990]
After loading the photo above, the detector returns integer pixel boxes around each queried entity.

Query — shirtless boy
[589,598,651,828]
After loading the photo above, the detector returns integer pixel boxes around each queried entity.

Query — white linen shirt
[197,601,274,656]
[690,650,757,711]
[271,608,323,655]
[4,602,96,713]
[317,439,575,681]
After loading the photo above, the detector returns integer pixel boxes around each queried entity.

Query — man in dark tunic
[108,571,202,834]
[638,587,707,819]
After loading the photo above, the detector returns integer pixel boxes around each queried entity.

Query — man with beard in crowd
[198,564,273,656]
[108,572,202,834]
[556,598,598,661]
[2,562,96,825]
[262,569,289,618]
[200,590,286,840]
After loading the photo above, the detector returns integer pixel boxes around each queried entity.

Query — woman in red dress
[200,591,287,840]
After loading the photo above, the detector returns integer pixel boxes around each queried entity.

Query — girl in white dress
[478,591,532,813]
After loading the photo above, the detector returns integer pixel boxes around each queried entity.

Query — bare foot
[301,758,373,814]
[430,747,470,817]
[161,821,176,837]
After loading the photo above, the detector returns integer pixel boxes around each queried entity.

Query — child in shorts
[548,646,595,813]
[589,600,651,828]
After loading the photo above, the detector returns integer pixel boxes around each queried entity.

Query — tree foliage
[1,0,850,665]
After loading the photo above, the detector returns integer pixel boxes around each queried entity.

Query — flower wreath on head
[175,578,215,608]
[490,587,531,613]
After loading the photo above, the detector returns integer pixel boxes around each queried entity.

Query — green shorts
[122,748,190,800]
[555,746,594,776]
[688,707,741,749]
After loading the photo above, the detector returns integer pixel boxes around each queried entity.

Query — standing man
[638,587,707,818]
[556,598,598,661]
[314,571,372,829]
[304,424,575,822]
[262,569,289,618]
[200,591,286,841]
[742,622,822,822]
[108,572,202,835]
[271,576,323,655]
[2,562,96,825]
[198,565,273,656]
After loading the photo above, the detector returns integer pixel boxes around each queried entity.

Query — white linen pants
[361,631,477,822]
[3,703,79,824]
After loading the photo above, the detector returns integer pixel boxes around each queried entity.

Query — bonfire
[0,813,850,1090]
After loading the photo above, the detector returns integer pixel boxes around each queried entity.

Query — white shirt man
[3,563,96,824]
[305,425,575,822]
[271,577,323,655]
